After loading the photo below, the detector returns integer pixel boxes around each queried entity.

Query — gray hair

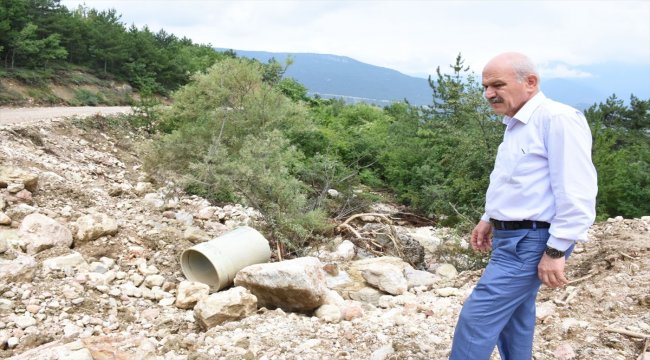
[510,55,539,82]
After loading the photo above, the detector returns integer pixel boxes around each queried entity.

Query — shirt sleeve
[545,109,598,251]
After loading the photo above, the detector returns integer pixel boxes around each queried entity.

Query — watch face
[545,247,565,259]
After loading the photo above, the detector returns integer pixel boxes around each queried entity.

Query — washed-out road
[0,106,132,127]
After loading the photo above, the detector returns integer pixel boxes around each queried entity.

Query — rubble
[0,115,647,359]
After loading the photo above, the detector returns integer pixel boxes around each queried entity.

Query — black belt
[490,218,551,230]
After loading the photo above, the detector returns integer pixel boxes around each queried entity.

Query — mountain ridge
[221,48,650,109]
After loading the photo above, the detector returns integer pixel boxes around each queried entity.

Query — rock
[234,257,328,313]
[0,166,39,192]
[404,267,439,289]
[553,343,577,359]
[2,340,93,360]
[536,301,556,321]
[183,226,210,243]
[134,182,153,195]
[195,206,218,220]
[73,213,118,243]
[18,213,74,254]
[370,344,395,360]
[143,193,165,209]
[13,314,37,329]
[340,301,365,321]
[175,281,210,309]
[360,263,407,295]
[3,203,37,222]
[0,254,38,282]
[42,252,88,271]
[347,286,384,306]
[434,287,462,297]
[434,263,458,279]
[15,189,33,204]
[315,304,341,323]
[0,211,11,225]
[194,286,257,329]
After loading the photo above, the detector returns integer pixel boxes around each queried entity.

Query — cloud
[58,0,650,78]
[538,64,593,80]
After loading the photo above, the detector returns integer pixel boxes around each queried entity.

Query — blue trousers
[449,228,572,360]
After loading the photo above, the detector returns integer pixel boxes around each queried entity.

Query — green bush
[72,89,105,106]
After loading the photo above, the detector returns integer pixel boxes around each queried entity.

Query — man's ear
[526,74,539,89]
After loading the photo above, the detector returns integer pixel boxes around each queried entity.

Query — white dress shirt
[480,92,598,251]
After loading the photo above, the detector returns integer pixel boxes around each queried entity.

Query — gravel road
[0,106,132,126]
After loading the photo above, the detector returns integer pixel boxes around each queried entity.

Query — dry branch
[605,327,650,339]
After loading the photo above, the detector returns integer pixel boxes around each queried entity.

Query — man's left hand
[538,254,568,288]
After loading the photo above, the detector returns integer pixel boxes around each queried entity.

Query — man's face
[481,63,532,117]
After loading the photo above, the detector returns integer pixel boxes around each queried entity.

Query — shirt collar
[502,92,546,128]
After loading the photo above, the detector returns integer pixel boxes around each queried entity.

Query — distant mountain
[218,49,432,106]
[220,48,650,109]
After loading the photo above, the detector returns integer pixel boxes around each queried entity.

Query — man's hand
[471,220,492,252]
[538,254,568,288]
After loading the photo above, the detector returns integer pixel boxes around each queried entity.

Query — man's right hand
[471,220,493,252]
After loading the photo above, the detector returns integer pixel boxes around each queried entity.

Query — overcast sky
[59,0,650,80]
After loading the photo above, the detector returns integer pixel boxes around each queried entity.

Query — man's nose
[484,88,495,98]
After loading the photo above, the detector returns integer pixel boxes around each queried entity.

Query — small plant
[72,89,104,106]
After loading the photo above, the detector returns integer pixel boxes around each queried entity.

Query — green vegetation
[3,1,648,256]
[0,0,231,103]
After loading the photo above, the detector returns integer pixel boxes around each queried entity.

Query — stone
[42,252,87,271]
[0,212,11,225]
[0,166,39,192]
[404,267,439,288]
[434,263,458,279]
[0,255,37,282]
[234,257,328,313]
[360,263,407,295]
[19,213,73,254]
[175,281,210,309]
[194,286,257,329]
[183,226,210,243]
[315,304,342,323]
[73,213,118,243]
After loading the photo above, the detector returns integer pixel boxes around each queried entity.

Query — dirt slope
[0,109,648,360]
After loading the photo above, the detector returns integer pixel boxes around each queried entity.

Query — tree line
[0,0,229,93]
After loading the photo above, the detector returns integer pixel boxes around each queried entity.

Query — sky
[58,0,650,80]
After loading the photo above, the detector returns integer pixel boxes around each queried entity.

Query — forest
[1,0,649,254]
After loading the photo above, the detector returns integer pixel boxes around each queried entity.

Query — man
[449,52,597,360]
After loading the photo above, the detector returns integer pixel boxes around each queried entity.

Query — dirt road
[0,106,132,126]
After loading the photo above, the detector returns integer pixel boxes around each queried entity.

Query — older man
[449,52,597,359]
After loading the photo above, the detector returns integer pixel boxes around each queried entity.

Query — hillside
[0,110,648,359]
[0,70,137,108]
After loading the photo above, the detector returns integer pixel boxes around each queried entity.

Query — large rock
[18,213,73,254]
[73,213,119,243]
[360,262,407,295]
[0,166,38,192]
[234,257,328,313]
[194,286,257,329]
[0,255,37,282]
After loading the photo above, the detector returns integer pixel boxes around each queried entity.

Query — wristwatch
[544,246,566,259]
